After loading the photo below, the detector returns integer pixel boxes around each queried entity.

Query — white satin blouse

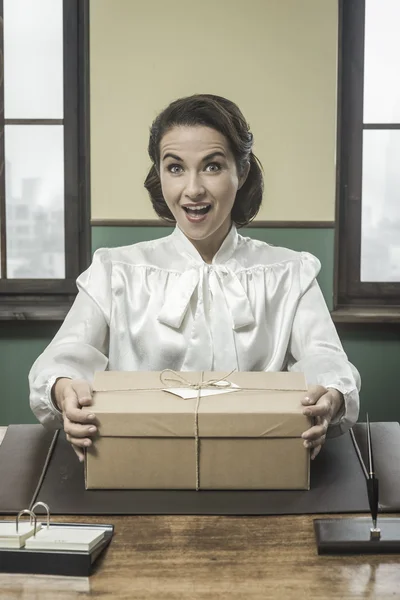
[29,225,360,434]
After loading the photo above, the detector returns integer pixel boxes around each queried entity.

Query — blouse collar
[171,223,238,265]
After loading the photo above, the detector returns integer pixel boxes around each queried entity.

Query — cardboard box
[84,371,311,490]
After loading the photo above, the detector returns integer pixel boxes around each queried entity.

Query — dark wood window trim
[333,0,400,323]
[0,0,90,321]
[90,219,335,229]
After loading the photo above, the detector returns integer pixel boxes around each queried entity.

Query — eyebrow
[162,151,227,162]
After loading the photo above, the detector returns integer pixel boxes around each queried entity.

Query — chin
[180,226,214,241]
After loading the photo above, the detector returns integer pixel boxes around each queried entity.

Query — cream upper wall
[90,0,338,222]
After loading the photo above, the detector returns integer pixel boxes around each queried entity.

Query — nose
[184,172,205,200]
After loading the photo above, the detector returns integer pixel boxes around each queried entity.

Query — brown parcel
[84,371,312,490]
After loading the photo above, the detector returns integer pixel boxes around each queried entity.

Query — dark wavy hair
[144,94,263,227]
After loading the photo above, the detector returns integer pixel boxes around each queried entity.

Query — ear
[238,161,250,190]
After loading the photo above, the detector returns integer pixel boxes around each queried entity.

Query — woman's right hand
[52,378,97,462]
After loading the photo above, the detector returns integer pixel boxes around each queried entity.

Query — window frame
[0,0,90,320]
[333,0,400,323]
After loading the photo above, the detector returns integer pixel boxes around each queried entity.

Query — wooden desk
[0,426,399,599]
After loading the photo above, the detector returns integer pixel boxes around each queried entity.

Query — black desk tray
[314,518,400,555]
[0,522,114,576]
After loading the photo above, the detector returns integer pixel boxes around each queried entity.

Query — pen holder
[314,517,400,554]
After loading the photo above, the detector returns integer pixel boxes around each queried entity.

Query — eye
[205,162,222,173]
[167,164,183,174]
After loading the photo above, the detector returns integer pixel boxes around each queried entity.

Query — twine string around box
[95,371,307,492]
[159,369,237,491]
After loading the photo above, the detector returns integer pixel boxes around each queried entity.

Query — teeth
[184,205,210,211]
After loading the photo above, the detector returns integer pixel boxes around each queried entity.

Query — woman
[29,94,360,463]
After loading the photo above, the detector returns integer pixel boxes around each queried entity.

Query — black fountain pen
[366,414,380,540]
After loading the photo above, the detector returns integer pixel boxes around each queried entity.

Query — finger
[302,420,329,441]
[63,396,96,424]
[64,416,96,439]
[66,432,90,447]
[66,433,93,449]
[65,404,96,424]
[71,444,85,463]
[302,397,331,418]
[302,385,328,406]
[311,445,322,460]
[303,435,326,450]
[70,380,93,407]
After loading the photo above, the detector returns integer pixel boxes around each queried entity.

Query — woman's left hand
[301,386,344,460]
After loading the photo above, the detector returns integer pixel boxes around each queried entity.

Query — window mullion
[63,0,80,281]
[0,0,7,279]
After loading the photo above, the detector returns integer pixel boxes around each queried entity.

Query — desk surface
[1,426,399,600]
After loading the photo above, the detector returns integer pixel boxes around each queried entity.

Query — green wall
[1,227,398,425]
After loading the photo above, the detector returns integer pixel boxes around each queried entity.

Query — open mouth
[182,205,211,217]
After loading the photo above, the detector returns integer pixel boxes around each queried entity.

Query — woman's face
[159,125,247,258]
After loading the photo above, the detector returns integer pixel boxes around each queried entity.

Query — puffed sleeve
[28,249,111,429]
[287,252,360,437]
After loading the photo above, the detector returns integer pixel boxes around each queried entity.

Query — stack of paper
[0,522,42,549]
[25,526,107,552]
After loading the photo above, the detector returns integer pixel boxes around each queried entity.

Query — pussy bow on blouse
[29,225,360,433]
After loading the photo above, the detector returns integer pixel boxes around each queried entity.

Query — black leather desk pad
[0,422,399,515]
[0,425,55,513]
